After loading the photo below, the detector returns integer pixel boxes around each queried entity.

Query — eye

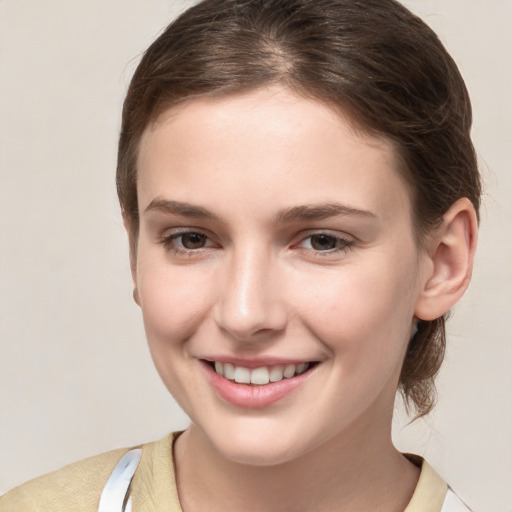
[298,233,353,253]
[161,229,216,254]
[176,232,207,249]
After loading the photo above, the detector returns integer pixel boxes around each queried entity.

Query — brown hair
[117,0,481,417]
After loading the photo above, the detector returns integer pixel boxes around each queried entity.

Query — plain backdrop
[0,1,511,510]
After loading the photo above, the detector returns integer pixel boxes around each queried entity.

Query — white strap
[440,488,472,512]
[98,448,142,512]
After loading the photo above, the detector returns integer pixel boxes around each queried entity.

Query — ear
[122,212,140,306]
[414,198,478,321]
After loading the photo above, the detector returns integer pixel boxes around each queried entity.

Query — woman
[1,0,482,510]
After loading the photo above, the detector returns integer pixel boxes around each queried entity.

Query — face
[134,86,427,465]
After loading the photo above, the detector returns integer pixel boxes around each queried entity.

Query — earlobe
[414,198,478,321]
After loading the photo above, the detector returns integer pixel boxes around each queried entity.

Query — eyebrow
[273,203,376,223]
[144,198,220,221]
[144,198,376,223]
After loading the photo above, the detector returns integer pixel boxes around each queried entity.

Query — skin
[130,86,477,512]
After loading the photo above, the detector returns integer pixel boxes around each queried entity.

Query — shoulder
[0,446,133,512]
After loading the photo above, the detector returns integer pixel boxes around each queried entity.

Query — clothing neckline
[130,432,448,512]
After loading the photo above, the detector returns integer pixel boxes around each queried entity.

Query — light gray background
[0,1,510,510]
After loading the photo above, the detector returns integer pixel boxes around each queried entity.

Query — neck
[173,412,419,512]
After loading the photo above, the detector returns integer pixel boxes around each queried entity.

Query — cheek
[292,255,418,361]
[135,257,214,405]
[136,257,214,346]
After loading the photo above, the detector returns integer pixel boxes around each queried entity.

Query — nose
[213,244,287,342]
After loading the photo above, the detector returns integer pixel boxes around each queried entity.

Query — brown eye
[180,232,207,249]
[309,234,338,251]
[297,233,354,255]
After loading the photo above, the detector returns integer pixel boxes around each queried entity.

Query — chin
[200,420,316,467]
[217,440,299,467]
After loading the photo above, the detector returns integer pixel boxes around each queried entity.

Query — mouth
[201,358,319,408]
[205,360,317,385]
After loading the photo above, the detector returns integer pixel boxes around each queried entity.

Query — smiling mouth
[204,361,318,385]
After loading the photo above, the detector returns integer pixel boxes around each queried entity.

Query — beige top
[0,432,456,512]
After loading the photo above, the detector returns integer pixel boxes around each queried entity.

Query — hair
[117,0,481,417]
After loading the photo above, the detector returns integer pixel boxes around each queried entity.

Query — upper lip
[200,356,319,369]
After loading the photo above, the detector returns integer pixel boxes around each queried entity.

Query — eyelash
[159,230,354,257]
[160,229,216,256]
[297,233,354,256]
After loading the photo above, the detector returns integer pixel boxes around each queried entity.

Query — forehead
[137,86,411,224]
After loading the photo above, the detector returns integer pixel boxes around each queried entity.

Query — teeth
[212,361,311,385]
[296,362,307,375]
[234,366,251,384]
[283,364,296,378]
[251,367,270,385]
[214,361,224,376]
[269,365,284,382]
[224,363,235,380]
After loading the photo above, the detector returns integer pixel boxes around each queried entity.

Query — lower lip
[201,361,315,409]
